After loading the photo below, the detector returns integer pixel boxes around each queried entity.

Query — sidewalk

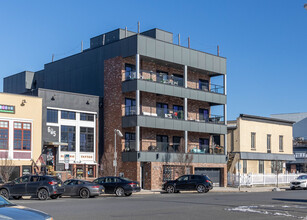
[137,186,290,195]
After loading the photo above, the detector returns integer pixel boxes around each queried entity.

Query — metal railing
[124,70,224,94]
[123,140,224,155]
[123,106,224,124]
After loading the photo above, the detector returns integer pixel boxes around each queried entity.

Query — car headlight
[46,217,53,220]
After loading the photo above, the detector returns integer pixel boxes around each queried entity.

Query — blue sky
[1,0,306,120]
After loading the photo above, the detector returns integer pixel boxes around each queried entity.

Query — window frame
[60,125,76,152]
[251,132,256,150]
[267,134,271,153]
[47,109,58,123]
[279,135,283,152]
[80,127,94,152]
[0,120,9,150]
[80,113,94,121]
[259,160,264,174]
[13,122,31,151]
[61,111,76,120]
[243,160,247,174]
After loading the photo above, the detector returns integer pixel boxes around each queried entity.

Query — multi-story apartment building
[227,114,295,175]
[3,27,227,188]
[0,93,42,180]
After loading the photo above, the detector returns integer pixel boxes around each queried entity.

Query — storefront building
[0,93,42,180]
[35,89,99,179]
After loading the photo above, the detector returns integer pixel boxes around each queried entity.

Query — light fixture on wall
[21,99,27,106]
[86,100,90,105]
[51,95,56,101]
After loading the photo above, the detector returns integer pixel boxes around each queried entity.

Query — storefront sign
[44,126,59,142]
[0,104,15,114]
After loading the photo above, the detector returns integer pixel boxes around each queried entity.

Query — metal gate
[194,168,221,187]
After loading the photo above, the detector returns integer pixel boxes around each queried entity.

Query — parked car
[290,175,307,190]
[62,179,104,198]
[93,176,140,196]
[0,175,64,200]
[162,174,213,193]
[0,195,53,219]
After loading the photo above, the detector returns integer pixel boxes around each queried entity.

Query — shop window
[61,111,76,120]
[80,113,94,121]
[61,126,76,151]
[47,109,58,123]
[80,127,94,152]
[88,166,94,178]
[0,121,9,150]
[22,165,32,176]
[14,122,31,150]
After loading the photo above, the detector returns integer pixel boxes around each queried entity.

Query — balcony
[122,70,226,105]
[124,140,225,155]
[123,106,225,125]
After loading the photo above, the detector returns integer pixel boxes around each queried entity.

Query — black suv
[0,175,64,200]
[162,174,213,193]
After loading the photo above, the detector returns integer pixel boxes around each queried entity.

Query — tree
[175,138,193,177]
[0,158,15,183]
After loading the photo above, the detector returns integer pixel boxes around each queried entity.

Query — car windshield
[297,175,307,180]
[0,196,15,207]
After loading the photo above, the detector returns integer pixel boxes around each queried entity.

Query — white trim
[46,107,97,115]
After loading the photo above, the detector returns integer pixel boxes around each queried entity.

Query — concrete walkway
[137,186,291,195]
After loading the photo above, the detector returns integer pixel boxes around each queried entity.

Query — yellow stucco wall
[0,93,42,167]
[238,118,292,154]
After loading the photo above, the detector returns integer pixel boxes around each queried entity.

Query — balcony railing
[124,70,224,94]
[123,141,225,155]
[123,106,224,124]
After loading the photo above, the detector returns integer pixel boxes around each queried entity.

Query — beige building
[227,114,294,175]
[0,93,42,180]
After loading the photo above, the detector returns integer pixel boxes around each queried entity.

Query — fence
[227,172,303,187]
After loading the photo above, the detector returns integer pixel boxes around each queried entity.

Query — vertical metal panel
[181,47,189,66]
[173,46,182,63]
[164,43,174,62]
[145,37,156,58]
[155,41,165,60]
[190,50,198,67]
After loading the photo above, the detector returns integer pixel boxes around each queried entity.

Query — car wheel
[0,189,9,199]
[166,185,175,193]
[50,195,58,199]
[13,196,22,200]
[196,184,206,193]
[125,192,132,197]
[37,188,49,200]
[115,187,125,197]
[80,188,90,199]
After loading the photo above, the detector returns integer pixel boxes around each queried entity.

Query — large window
[173,105,183,119]
[172,74,183,87]
[61,111,76,120]
[47,109,58,123]
[14,122,31,150]
[156,71,168,83]
[259,160,264,174]
[156,103,168,118]
[251,132,256,150]
[0,121,9,150]
[279,136,283,152]
[61,126,75,151]
[125,64,136,80]
[199,138,209,153]
[125,98,136,116]
[80,113,94,121]
[80,127,94,152]
[267,134,271,153]
[199,109,209,121]
[125,132,135,151]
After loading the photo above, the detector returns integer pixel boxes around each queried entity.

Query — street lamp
[114,129,123,176]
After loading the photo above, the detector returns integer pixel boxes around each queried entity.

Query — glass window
[14,122,31,150]
[199,138,209,153]
[267,134,271,153]
[199,109,209,121]
[172,74,183,87]
[259,160,264,174]
[125,98,136,116]
[156,103,168,118]
[47,109,58,123]
[279,136,283,152]
[61,126,76,151]
[199,79,209,91]
[0,121,9,150]
[156,71,168,83]
[125,132,135,151]
[243,160,247,174]
[125,64,136,80]
[173,105,183,119]
[80,113,94,121]
[61,111,76,120]
[177,175,189,181]
[251,132,256,149]
[80,127,94,152]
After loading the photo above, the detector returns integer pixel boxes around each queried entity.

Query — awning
[44,141,68,146]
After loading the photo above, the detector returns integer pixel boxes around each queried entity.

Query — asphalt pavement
[12,189,307,220]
